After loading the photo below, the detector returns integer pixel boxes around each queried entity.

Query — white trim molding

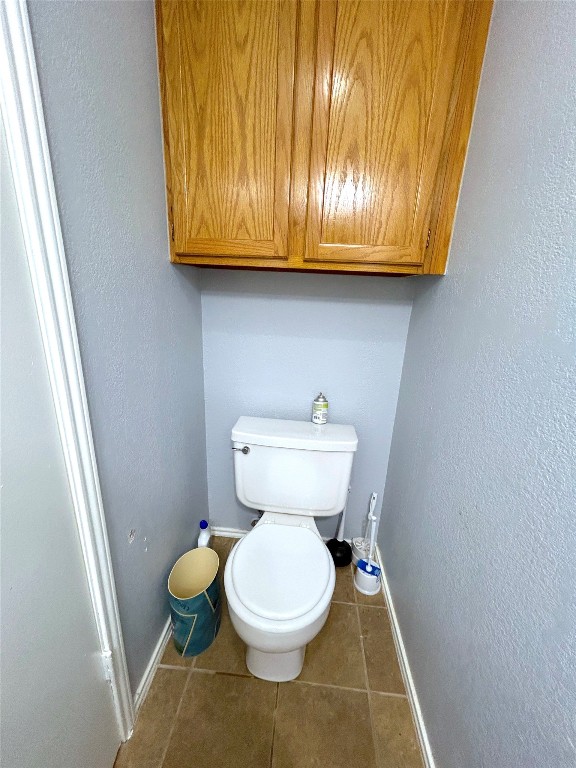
[134,617,172,714]
[377,545,436,768]
[211,526,246,539]
[0,0,134,740]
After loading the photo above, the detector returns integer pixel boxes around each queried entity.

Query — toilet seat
[230,524,332,622]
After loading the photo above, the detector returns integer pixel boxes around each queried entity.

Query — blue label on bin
[168,574,221,657]
[357,559,381,578]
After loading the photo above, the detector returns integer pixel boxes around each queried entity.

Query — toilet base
[246,645,306,682]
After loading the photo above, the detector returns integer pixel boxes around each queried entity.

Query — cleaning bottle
[198,519,211,547]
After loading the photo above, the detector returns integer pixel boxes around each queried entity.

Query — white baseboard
[376,545,435,768]
[211,526,246,539]
[212,525,354,545]
[133,616,172,716]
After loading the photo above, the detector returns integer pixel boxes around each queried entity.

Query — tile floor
[115,536,424,768]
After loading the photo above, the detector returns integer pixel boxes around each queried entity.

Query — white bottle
[198,519,211,547]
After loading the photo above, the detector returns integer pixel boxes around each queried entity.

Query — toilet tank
[231,417,358,517]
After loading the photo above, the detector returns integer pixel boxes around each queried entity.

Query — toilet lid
[231,525,333,621]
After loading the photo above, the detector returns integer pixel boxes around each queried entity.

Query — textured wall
[201,269,413,539]
[382,3,576,767]
[28,1,208,693]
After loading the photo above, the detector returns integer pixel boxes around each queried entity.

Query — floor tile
[160,635,194,668]
[298,602,365,689]
[211,535,234,570]
[359,606,405,694]
[371,693,424,768]
[332,563,356,603]
[356,589,387,606]
[193,604,250,676]
[162,672,277,768]
[272,682,376,768]
[114,667,188,768]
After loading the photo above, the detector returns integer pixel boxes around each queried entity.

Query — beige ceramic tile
[211,535,234,570]
[332,563,356,603]
[273,682,376,768]
[193,604,249,676]
[160,633,194,668]
[359,606,405,694]
[371,693,424,768]
[162,672,276,768]
[211,536,233,596]
[298,602,365,689]
[356,589,387,606]
[212,536,240,604]
[114,667,187,768]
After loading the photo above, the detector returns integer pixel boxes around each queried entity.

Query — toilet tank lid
[232,417,358,452]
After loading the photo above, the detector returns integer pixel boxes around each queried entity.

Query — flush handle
[232,445,250,455]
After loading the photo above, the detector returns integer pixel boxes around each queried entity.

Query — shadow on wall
[199,268,415,539]
[201,269,415,340]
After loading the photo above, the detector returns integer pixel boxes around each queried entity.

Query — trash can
[168,547,221,657]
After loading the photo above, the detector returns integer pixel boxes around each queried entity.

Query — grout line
[331,599,356,605]
[370,690,408,700]
[268,683,280,768]
[188,667,253,680]
[158,662,195,768]
[289,678,369,695]
[189,667,217,676]
[157,663,192,671]
[332,599,387,609]
[357,602,383,768]
[194,668,253,679]
[292,672,407,699]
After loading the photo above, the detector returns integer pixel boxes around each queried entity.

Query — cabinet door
[304,0,479,270]
[157,0,296,264]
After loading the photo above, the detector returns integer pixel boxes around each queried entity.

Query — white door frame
[0,0,134,740]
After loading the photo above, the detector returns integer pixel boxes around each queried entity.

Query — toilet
[224,416,358,682]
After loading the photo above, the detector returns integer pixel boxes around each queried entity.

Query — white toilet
[224,416,358,682]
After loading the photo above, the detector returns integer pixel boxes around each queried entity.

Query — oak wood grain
[423,0,493,273]
[305,0,472,267]
[157,0,491,275]
[158,0,296,260]
[173,253,423,275]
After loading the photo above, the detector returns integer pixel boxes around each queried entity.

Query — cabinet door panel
[305,0,465,266]
[158,0,296,261]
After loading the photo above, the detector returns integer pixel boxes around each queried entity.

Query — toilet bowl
[225,416,358,681]
[224,514,335,681]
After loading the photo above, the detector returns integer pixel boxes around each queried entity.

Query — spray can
[312,392,329,424]
[198,519,211,547]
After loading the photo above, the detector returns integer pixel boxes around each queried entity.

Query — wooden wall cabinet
[156,0,492,276]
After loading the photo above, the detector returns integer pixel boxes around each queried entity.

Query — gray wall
[201,270,413,538]
[28,1,208,692]
[1,125,119,768]
[382,3,576,767]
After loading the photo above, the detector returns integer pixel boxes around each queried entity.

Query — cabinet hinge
[425,228,432,249]
[171,222,175,242]
[170,207,175,242]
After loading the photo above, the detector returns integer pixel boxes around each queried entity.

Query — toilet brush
[364,492,379,573]
[354,492,382,596]
[326,487,352,567]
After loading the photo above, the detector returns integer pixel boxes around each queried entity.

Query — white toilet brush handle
[366,492,378,570]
